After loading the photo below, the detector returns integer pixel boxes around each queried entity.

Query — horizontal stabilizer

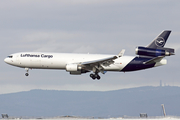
[143,56,164,65]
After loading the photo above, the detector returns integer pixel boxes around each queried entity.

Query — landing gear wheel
[97,75,101,80]
[92,76,96,80]
[90,73,101,80]
[25,68,29,77]
[90,74,96,80]
[25,73,29,76]
[90,74,94,78]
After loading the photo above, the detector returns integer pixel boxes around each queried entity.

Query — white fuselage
[4,52,167,79]
[3,30,173,79]
[4,52,136,71]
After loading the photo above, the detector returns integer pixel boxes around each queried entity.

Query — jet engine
[66,64,89,75]
[135,46,174,57]
[66,64,82,71]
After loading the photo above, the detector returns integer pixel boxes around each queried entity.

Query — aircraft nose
[4,58,8,63]
[4,58,10,64]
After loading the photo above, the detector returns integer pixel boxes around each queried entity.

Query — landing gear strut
[25,68,29,76]
[90,73,101,80]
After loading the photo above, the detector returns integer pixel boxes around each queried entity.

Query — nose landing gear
[25,73,29,76]
[25,68,29,76]
[90,73,101,80]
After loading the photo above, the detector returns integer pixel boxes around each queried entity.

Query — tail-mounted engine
[136,46,174,57]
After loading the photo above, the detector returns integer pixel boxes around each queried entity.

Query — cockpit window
[8,56,13,58]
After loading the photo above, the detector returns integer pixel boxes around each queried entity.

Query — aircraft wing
[81,56,117,66]
[81,49,125,66]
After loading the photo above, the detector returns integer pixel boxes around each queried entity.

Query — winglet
[117,49,125,57]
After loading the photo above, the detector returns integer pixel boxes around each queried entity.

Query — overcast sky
[0,0,180,94]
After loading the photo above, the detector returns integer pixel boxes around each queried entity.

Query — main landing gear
[90,73,101,80]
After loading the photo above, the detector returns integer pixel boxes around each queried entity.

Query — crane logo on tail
[155,37,165,47]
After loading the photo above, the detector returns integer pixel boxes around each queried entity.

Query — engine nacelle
[66,64,82,72]
[70,71,82,75]
[135,46,173,57]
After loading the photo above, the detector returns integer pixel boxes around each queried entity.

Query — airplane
[4,30,175,80]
